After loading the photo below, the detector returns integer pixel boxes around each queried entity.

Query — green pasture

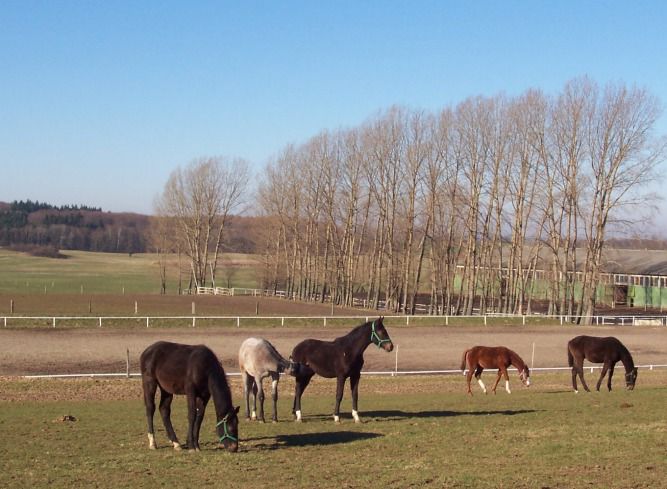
[1,373,666,489]
[0,249,260,295]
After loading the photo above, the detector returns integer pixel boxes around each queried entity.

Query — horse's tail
[567,343,574,368]
[460,349,470,373]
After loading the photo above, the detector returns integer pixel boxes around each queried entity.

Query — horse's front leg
[349,371,361,423]
[607,364,615,391]
[596,363,610,391]
[333,376,346,423]
[270,372,280,423]
[502,368,511,394]
[186,392,198,451]
[192,396,209,451]
[158,389,182,450]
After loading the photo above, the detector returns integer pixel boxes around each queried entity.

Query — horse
[238,337,300,423]
[290,317,393,423]
[460,346,531,396]
[567,335,638,393]
[140,341,240,452]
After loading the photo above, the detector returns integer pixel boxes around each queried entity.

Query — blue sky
[1,1,666,223]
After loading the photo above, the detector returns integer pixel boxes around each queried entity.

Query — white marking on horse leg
[251,410,257,420]
[172,441,182,451]
[295,410,302,422]
[271,379,278,391]
[477,378,487,393]
[505,380,511,394]
[526,378,531,387]
[352,410,360,423]
[333,414,340,423]
[574,389,579,394]
[147,433,156,449]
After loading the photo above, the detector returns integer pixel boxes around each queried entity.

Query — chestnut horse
[460,346,530,395]
[291,317,393,423]
[238,337,300,423]
[567,335,638,393]
[140,341,240,452]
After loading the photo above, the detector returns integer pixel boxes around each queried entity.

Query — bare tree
[156,156,250,290]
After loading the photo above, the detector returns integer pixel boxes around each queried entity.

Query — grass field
[1,373,666,489]
[0,249,260,295]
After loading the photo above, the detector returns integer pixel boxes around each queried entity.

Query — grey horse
[238,337,300,422]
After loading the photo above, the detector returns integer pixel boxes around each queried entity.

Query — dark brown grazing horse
[567,335,638,393]
[460,346,531,396]
[140,341,240,452]
[291,317,393,423]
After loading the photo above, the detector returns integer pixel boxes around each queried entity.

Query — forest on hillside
[0,200,258,255]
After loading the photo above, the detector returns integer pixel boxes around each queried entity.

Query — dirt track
[1,323,666,376]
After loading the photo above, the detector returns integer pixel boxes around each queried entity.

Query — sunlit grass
[1,373,666,488]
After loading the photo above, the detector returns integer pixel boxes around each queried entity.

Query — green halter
[216,414,238,444]
[370,321,391,348]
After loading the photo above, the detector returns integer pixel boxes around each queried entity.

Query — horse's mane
[334,319,372,343]
[263,339,290,366]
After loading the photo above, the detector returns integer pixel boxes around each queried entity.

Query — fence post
[394,345,398,376]
[281,317,285,327]
[237,317,240,328]
[406,316,409,326]
[146,317,149,328]
[324,317,327,327]
[53,317,56,328]
[192,317,196,328]
[126,349,130,378]
[99,317,102,328]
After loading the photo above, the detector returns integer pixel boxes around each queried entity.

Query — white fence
[22,363,667,380]
[3,313,667,328]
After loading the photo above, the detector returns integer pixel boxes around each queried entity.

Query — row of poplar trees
[257,78,665,323]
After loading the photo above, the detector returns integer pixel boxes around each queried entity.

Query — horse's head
[519,366,531,387]
[625,367,638,390]
[217,406,240,452]
[370,316,393,352]
[287,358,302,377]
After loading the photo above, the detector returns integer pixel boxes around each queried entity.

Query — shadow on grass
[362,408,540,420]
[247,431,383,450]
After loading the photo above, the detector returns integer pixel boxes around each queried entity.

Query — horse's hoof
[148,445,157,450]
[333,415,341,423]
[172,442,182,451]
[258,419,265,424]
[574,390,578,394]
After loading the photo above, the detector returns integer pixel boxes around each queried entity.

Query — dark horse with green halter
[567,335,638,393]
[140,341,240,452]
[290,317,393,423]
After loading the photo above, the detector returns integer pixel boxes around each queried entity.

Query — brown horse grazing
[291,317,393,423]
[140,341,240,452]
[567,335,638,393]
[238,337,301,423]
[460,346,530,396]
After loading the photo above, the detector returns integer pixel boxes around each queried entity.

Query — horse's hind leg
[492,370,502,394]
[293,371,314,422]
[256,376,267,423]
[475,367,487,394]
[158,388,182,450]
[333,376,347,423]
[576,364,590,392]
[242,371,253,420]
[142,376,158,449]
[349,371,362,423]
